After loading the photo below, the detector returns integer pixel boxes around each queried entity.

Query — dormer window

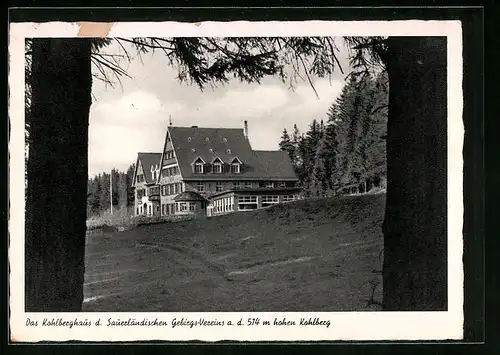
[230,157,242,174]
[209,148,213,153]
[191,148,196,153]
[188,137,192,142]
[205,137,210,142]
[192,157,205,174]
[223,137,227,142]
[212,157,223,174]
[226,149,232,154]
[231,163,240,173]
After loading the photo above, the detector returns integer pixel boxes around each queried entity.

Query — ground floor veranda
[135,187,302,218]
[206,188,302,217]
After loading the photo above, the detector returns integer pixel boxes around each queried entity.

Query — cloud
[90,90,184,127]
[88,43,350,176]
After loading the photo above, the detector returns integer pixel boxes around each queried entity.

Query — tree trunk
[25,39,92,311]
[382,37,447,310]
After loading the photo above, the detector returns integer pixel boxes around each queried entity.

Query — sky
[88,39,352,177]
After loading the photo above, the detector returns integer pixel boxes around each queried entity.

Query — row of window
[164,150,175,160]
[161,183,184,196]
[193,181,288,193]
[178,202,196,212]
[148,186,160,196]
[161,166,179,178]
[160,202,196,215]
[136,204,159,216]
[193,160,241,174]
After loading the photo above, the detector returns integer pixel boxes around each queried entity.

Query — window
[233,181,240,189]
[265,182,274,188]
[137,189,145,199]
[262,196,279,203]
[179,202,188,211]
[283,195,296,203]
[196,182,205,192]
[262,195,279,208]
[137,174,144,183]
[164,150,174,159]
[216,181,223,192]
[189,203,196,211]
[237,195,257,211]
[244,181,253,189]
[149,186,159,196]
[231,163,240,173]
[195,163,204,173]
[238,196,257,203]
[213,159,223,173]
[136,207,139,215]
[178,183,183,193]
[148,205,152,215]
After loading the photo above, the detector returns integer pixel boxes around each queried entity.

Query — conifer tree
[278,128,296,165]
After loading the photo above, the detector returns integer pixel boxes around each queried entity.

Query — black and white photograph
[9,19,465,342]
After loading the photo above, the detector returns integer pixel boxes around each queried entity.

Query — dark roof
[168,126,298,181]
[252,150,298,180]
[137,152,162,184]
[173,191,207,202]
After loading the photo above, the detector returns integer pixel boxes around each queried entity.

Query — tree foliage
[279,70,388,197]
[87,164,136,217]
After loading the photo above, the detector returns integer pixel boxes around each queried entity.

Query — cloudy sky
[88,39,352,177]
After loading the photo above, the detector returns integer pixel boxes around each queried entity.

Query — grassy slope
[83,193,385,312]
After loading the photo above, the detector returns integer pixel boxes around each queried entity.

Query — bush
[86,207,135,230]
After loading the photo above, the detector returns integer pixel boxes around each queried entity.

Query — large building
[132,121,301,218]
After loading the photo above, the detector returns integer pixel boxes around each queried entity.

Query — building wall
[183,180,296,196]
[158,163,184,216]
[134,161,148,216]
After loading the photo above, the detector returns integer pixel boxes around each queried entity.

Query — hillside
[83,193,385,312]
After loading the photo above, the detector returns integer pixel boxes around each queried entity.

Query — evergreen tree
[278,128,295,165]
[118,171,128,209]
[290,124,303,172]
[126,163,136,207]
[310,133,330,197]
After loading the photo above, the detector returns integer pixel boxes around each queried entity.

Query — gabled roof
[174,191,207,202]
[167,126,298,181]
[136,152,162,184]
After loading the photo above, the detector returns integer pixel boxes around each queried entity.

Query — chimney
[243,120,249,139]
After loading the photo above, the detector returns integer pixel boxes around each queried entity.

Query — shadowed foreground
[82,193,385,312]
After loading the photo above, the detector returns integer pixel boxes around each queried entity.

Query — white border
[8,20,464,342]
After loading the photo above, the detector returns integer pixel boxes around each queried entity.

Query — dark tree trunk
[382,37,447,310]
[25,39,92,311]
